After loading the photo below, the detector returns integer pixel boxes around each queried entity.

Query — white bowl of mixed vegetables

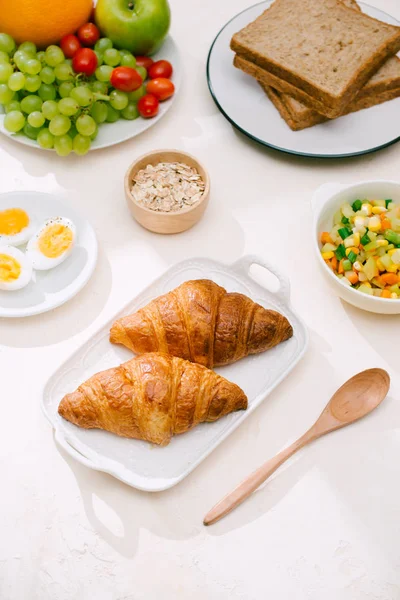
[312,180,400,314]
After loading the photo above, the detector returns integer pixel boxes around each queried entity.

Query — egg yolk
[0,254,21,282]
[38,224,73,258]
[0,208,30,236]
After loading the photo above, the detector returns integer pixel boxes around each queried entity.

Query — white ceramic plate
[0,191,97,317]
[0,37,181,152]
[207,1,400,158]
[42,256,308,492]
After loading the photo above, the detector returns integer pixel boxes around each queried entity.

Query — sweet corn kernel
[390,249,400,264]
[353,261,363,271]
[352,232,360,246]
[345,247,359,256]
[391,293,398,299]
[372,206,387,214]
[376,239,389,247]
[322,251,334,260]
[354,216,366,229]
[389,249,397,256]
[387,264,399,273]
[376,259,386,271]
[361,203,372,216]
[363,282,372,288]
[368,216,381,232]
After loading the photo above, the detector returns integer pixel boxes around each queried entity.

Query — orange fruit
[0,0,93,48]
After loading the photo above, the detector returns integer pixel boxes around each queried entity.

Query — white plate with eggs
[0,191,97,317]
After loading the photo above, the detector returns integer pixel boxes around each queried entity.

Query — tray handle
[233,255,290,303]
[55,430,99,471]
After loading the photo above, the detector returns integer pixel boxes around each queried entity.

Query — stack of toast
[231,0,400,130]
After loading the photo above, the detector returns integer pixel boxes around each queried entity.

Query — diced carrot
[381,289,391,298]
[331,255,338,271]
[374,276,385,287]
[320,232,333,244]
[380,216,391,230]
[381,273,399,285]
[338,259,344,274]
[345,271,359,285]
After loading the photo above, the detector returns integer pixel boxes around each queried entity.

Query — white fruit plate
[207,2,400,158]
[42,256,308,492]
[0,36,180,152]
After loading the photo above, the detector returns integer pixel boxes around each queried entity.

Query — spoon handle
[203,428,317,526]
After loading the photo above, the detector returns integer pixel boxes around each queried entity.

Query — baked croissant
[58,352,247,446]
[110,279,293,368]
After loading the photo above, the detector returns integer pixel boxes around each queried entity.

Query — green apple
[95,0,170,56]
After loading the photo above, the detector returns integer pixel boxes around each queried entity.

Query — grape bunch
[0,28,174,156]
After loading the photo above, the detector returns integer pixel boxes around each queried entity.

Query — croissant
[58,352,247,446]
[110,279,293,368]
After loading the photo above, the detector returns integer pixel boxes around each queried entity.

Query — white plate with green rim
[207,1,400,158]
[0,36,180,152]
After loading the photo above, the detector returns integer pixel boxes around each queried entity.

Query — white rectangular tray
[42,256,308,491]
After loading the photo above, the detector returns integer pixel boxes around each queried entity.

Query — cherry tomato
[110,66,143,92]
[137,94,159,118]
[72,48,98,76]
[77,22,100,47]
[135,56,154,70]
[148,60,173,80]
[60,34,81,58]
[146,77,175,101]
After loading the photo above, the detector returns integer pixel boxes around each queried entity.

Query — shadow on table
[0,248,112,347]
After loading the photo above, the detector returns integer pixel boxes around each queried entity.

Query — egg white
[0,245,33,291]
[0,207,35,247]
[26,217,77,271]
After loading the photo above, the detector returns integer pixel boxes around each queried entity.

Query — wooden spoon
[204,368,390,526]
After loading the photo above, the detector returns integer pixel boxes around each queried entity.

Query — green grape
[18,42,36,56]
[90,124,98,141]
[90,101,107,124]
[45,45,65,67]
[36,51,45,62]
[4,110,25,133]
[54,134,73,156]
[105,104,120,123]
[70,86,93,107]
[24,74,41,92]
[40,66,55,84]
[120,54,136,68]
[54,62,73,81]
[73,133,91,155]
[23,122,41,140]
[92,80,108,95]
[94,51,103,66]
[103,48,120,67]
[95,38,113,52]
[58,97,79,116]
[28,111,45,128]
[76,114,96,136]
[64,58,72,67]
[37,127,54,149]
[8,72,26,91]
[0,51,10,64]
[95,65,113,82]
[5,100,21,113]
[25,59,41,75]
[136,66,147,81]
[0,84,15,105]
[49,114,71,136]
[121,102,139,120]
[38,83,56,101]
[13,50,29,72]
[58,81,74,98]
[0,63,13,83]
[20,94,43,114]
[128,85,146,102]
[42,100,59,120]
[109,89,128,110]
[0,33,16,55]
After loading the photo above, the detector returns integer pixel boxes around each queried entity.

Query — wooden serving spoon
[204,368,390,526]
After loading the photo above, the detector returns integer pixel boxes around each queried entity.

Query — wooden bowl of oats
[124,150,210,234]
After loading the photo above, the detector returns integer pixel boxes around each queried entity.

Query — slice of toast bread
[231,0,400,117]
[261,82,400,130]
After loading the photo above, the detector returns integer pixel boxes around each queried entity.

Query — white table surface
[1,1,400,598]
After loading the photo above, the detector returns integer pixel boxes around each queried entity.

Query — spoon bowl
[204,368,390,526]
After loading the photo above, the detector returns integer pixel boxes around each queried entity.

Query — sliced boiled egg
[0,245,33,291]
[26,217,76,270]
[0,207,35,246]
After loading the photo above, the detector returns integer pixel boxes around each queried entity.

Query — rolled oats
[131,162,205,212]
